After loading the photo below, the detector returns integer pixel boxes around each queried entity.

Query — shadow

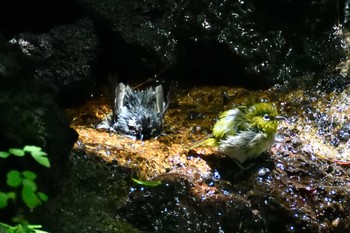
[188,150,275,182]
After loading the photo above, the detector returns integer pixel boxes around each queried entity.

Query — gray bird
[97,82,172,140]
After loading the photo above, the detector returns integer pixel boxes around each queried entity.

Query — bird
[97,82,172,140]
[191,102,282,167]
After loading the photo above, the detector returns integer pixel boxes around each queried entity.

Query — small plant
[4,169,48,209]
[0,145,50,167]
[0,221,47,233]
[0,146,50,233]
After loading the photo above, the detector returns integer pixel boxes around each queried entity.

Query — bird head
[245,102,279,135]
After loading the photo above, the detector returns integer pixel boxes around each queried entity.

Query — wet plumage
[192,103,280,163]
[97,83,171,140]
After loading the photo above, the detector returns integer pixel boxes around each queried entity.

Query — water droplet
[258,167,271,176]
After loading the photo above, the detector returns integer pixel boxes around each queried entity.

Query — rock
[10,18,98,106]
[75,0,343,87]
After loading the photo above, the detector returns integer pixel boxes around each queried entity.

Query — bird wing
[213,108,246,139]
[190,137,219,149]
[114,83,126,118]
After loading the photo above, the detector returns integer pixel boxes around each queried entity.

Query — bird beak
[276,115,286,121]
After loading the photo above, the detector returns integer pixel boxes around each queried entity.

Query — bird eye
[263,114,270,121]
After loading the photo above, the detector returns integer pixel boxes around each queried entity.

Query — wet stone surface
[32,85,350,232]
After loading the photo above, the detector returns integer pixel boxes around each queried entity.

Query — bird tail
[190,137,219,149]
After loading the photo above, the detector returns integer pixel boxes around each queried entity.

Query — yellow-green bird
[192,102,282,165]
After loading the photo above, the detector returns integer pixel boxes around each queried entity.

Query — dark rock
[10,18,98,106]
[0,36,37,79]
[118,177,265,233]
[75,0,344,88]
[0,0,83,38]
[0,1,345,91]
[29,152,138,233]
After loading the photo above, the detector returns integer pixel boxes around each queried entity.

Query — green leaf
[31,151,47,157]
[33,156,50,168]
[23,145,42,153]
[0,192,9,208]
[12,216,27,224]
[14,224,26,233]
[22,171,37,180]
[32,229,49,233]
[37,192,48,202]
[7,170,22,187]
[6,192,16,200]
[0,151,10,158]
[22,179,37,192]
[22,184,40,209]
[8,148,25,157]
[12,216,25,224]
[31,151,50,168]
[0,223,13,233]
[0,222,12,231]
[27,224,49,233]
[132,178,162,187]
[27,224,45,230]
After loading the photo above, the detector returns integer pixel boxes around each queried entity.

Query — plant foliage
[0,146,50,232]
